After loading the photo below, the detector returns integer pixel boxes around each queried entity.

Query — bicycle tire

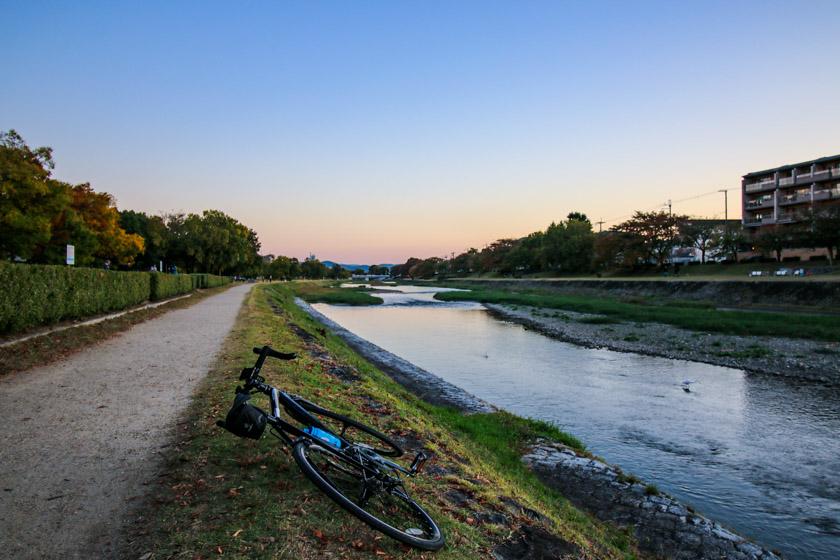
[292,396,403,457]
[292,441,444,551]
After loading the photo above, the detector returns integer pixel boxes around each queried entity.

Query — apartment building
[742,154,840,233]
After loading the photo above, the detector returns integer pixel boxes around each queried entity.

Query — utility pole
[718,188,728,222]
[667,199,672,216]
[595,219,605,233]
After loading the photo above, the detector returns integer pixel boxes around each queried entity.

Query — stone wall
[524,441,781,560]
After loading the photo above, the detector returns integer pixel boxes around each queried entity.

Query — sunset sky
[3,1,839,263]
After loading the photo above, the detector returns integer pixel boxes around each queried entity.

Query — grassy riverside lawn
[141,283,639,560]
[292,281,385,305]
[0,283,237,377]
[432,286,840,342]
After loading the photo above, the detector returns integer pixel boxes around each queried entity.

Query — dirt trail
[0,283,253,559]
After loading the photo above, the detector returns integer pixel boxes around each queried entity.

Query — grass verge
[291,281,384,305]
[139,283,639,559]
[0,284,237,376]
[433,286,840,342]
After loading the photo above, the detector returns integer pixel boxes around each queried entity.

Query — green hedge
[0,263,151,335]
[190,273,232,289]
[150,273,194,301]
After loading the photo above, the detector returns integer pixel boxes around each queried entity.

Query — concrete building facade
[742,154,840,233]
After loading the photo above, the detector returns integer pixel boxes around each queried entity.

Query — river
[312,285,840,560]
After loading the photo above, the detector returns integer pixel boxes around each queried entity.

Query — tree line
[1,130,324,277]
[392,206,840,279]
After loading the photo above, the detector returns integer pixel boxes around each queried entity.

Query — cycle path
[0,283,253,559]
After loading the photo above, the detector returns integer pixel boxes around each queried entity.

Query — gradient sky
[3,1,839,263]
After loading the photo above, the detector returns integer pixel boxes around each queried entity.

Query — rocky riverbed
[485,304,840,384]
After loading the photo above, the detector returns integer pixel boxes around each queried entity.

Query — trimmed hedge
[0,263,151,335]
[190,273,232,289]
[150,273,194,301]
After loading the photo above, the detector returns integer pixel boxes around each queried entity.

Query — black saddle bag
[217,392,267,440]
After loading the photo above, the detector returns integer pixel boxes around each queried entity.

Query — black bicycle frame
[241,346,415,478]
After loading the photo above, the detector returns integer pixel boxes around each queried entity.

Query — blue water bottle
[303,426,342,448]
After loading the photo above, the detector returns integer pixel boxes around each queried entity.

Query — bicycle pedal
[409,451,428,474]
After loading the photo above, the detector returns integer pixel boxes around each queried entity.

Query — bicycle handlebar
[253,346,297,360]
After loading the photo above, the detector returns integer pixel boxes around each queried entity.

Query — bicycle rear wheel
[292,396,403,457]
[292,441,444,551]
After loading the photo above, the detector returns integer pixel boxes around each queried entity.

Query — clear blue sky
[3,1,839,262]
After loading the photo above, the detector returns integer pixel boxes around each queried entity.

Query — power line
[601,187,739,228]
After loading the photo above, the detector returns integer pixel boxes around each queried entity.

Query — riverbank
[137,283,639,559]
[296,294,782,560]
[484,303,840,384]
[447,277,840,310]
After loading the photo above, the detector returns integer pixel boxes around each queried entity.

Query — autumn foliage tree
[1,130,143,265]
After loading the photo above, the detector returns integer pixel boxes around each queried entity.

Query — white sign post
[66,245,75,266]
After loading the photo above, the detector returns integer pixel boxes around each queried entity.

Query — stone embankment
[455,278,840,309]
[484,304,840,384]
[294,298,782,559]
[525,441,781,560]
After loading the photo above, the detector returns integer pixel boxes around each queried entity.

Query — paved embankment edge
[294,297,782,560]
[294,297,495,413]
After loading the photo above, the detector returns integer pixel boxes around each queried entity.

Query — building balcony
[779,176,795,186]
[795,172,815,185]
[813,188,840,202]
[744,179,776,193]
[812,169,831,181]
[831,166,840,178]
[746,197,774,209]
[776,213,801,224]
[779,193,810,206]
[744,215,772,227]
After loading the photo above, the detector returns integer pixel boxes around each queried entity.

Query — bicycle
[216,345,445,551]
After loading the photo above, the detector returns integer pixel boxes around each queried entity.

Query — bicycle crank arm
[409,451,428,475]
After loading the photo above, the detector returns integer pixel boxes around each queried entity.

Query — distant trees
[679,220,718,264]
[610,211,687,268]
[392,212,596,279]
[1,130,144,266]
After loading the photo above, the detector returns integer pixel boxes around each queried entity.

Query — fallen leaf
[232,529,243,538]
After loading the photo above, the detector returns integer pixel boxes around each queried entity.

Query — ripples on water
[315,285,840,560]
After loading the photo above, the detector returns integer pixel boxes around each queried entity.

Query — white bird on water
[681,380,697,393]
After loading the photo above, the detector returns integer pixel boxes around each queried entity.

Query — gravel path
[0,283,252,559]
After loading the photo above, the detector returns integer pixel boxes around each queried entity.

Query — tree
[178,210,260,274]
[612,211,687,268]
[709,228,744,263]
[806,206,840,264]
[120,210,170,269]
[753,226,791,262]
[0,130,66,260]
[680,221,718,264]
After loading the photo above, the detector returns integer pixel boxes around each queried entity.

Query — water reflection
[314,286,840,560]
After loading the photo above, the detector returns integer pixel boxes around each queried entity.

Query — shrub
[0,262,151,334]
[150,273,193,301]
[190,273,231,289]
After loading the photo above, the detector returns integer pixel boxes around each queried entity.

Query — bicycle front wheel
[292,441,444,551]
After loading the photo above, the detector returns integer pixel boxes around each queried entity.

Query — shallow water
[314,285,840,560]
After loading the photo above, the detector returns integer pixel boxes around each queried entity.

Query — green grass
[141,283,639,559]
[433,286,840,342]
[290,281,384,305]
